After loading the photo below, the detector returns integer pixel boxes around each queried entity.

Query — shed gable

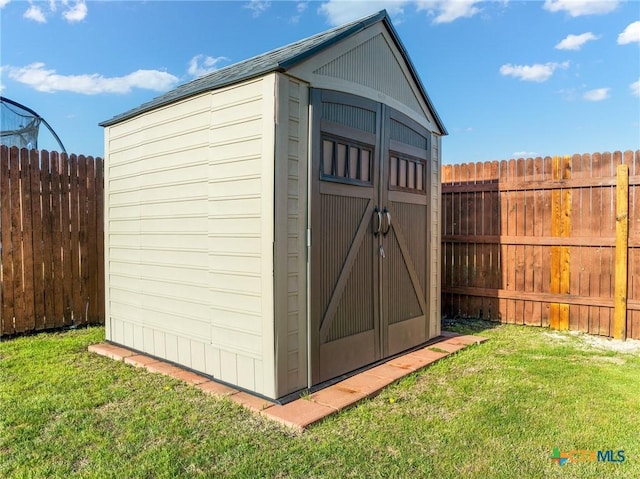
[312,34,423,117]
[287,22,440,132]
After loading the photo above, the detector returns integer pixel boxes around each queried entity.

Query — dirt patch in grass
[544,330,640,355]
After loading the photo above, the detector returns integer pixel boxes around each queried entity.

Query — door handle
[382,207,391,235]
[373,206,382,236]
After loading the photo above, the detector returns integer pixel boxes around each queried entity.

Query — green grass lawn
[1,321,638,478]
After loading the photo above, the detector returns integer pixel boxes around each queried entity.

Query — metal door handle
[382,207,391,235]
[373,206,382,236]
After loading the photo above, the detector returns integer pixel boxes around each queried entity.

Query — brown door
[310,89,430,384]
[380,109,430,356]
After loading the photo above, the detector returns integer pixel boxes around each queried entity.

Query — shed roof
[100,10,446,134]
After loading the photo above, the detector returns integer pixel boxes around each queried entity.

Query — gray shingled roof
[100,10,446,134]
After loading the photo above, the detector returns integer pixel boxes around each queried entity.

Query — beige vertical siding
[105,93,211,367]
[430,134,442,338]
[207,75,276,397]
[274,74,310,397]
[105,77,278,398]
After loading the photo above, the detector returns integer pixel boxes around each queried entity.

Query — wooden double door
[310,90,431,384]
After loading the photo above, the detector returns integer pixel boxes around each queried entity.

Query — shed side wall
[274,74,310,397]
[105,93,211,371]
[105,78,277,398]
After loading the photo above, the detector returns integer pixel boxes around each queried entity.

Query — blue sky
[1,0,639,163]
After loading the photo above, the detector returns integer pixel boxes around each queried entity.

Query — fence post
[550,155,571,330]
[613,164,629,340]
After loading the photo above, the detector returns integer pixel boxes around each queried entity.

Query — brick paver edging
[88,332,487,431]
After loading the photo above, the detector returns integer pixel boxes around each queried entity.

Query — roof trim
[100,10,446,135]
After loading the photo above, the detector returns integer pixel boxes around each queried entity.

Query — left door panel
[310,89,381,384]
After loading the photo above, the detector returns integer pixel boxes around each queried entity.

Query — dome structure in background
[0,96,66,154]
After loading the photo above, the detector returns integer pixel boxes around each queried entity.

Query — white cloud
[187,55,229,78]
[0,0,10,9]
[318,1,408,26]
[21,0,88,23]
[24,4,47,23]
[630,80,640,98]
[244,0,271,18]
[543,0,619,16]
[416,0,482,24]
[62,1,87,23]
[555,32,598,50]
[291,1,308,23]
[513,151,538,157]
[5,62,179,95]
[583,87,610,101]
[318,0,483,26]
[618,21,640,45]
[499,62,569,82]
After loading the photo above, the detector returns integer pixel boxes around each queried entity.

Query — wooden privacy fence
[442,150,640,340]
[0,146,104,336]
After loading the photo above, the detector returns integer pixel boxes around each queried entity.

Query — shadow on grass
[442,317,502,336]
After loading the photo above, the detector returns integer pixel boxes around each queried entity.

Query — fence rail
[441,150,640,340]
[0,146,104,336]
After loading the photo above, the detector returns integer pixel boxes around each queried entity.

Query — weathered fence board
[0,146,104,336]
[442,149,640,340]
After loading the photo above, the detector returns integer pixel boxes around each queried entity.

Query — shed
[100,10,447,401]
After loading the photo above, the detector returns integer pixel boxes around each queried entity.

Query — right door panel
[381,110,430,356]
